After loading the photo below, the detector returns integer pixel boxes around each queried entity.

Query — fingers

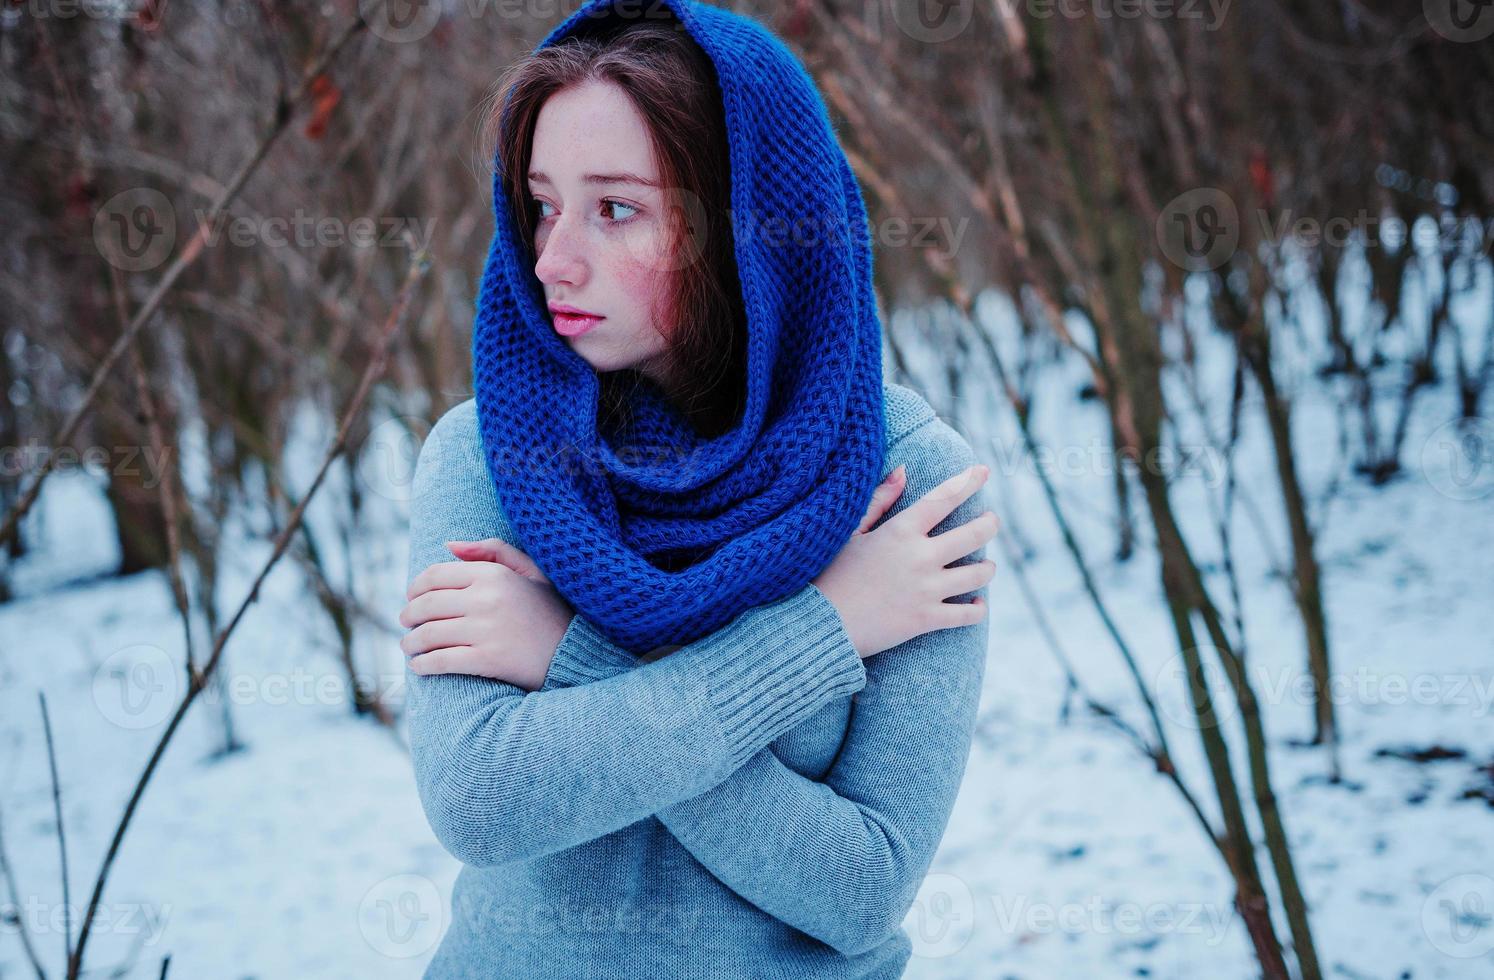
[398,587,469,629]
[406,646,476,676]
[894,463,990,537]
[407,560,483,601]
[446,538,499,558]
[940,557,997,599]
[856,465,907,533]
[930,594,988,630]
[931,510,1001,565]
[447,538,549,584]
[401,616,470,658]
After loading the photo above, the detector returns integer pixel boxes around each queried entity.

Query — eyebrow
[527,169,661,189]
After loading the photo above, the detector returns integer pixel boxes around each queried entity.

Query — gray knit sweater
[403,381,990,979]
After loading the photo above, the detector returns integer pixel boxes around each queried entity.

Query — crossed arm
[402,403,989,956]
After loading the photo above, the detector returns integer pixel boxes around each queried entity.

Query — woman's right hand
[811,462,998,659]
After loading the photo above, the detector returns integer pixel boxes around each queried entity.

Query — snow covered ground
[2,281,1491,978]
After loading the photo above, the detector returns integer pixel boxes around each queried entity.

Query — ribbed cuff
[689,583,866,770]
[540,614,638,691]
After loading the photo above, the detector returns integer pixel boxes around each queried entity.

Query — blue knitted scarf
[471,0,886,656]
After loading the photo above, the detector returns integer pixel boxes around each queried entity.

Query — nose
[533,211,587,288]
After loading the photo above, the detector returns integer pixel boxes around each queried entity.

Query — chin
[569,345,621,373]
[565,337,666,380]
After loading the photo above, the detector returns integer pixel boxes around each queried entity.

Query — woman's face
[527,79,677,384]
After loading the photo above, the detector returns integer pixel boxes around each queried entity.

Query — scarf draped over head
[472,0,886,656]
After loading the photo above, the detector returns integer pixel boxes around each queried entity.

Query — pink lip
[549,304,605,337]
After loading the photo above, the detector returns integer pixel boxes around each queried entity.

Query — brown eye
[602,199,638,222]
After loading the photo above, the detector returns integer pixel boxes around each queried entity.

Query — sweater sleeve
[401,401,867,870]
[536,417,991,957]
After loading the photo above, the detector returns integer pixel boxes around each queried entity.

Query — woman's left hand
[400,538,574,691]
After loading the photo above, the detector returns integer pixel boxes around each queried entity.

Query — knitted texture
[403,382,990,978]
[471,0,886,655]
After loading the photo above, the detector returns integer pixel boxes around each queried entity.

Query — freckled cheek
[609,255,673,337]
[610,255,656,292]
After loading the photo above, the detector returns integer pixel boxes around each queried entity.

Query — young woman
[399,1,998,976]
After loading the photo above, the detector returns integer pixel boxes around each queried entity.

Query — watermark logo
[890,0,976,44]
[92,643,181,731]
[1154,645,1241,731]
[1421,872,1494,958]
[1424,0,1494,42]
[609,186,710,276]
[359,414,428,504]
[905,871,976,958]
[1156,188,1239,272]
[94,187,176,272]
[1420,417,1494,502]
[358,873,448,958]
[362,0,444,43]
